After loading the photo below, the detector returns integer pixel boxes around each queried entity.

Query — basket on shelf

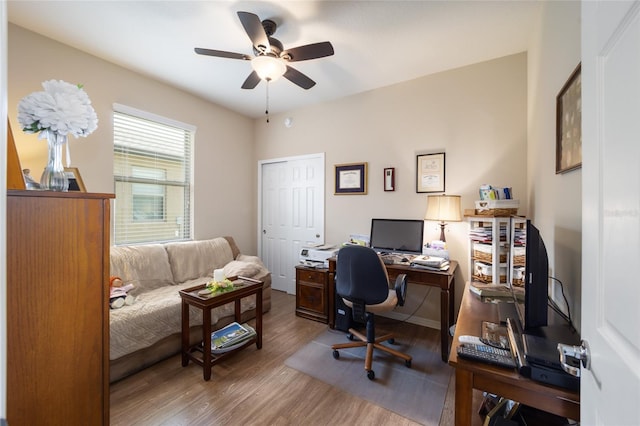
[512,255,526,266]
[472,244,507,263]
[473,262,507,284]
[475,200,520,216]
[472,274,508,284]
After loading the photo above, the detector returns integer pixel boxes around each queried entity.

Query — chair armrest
[394,273,408,306]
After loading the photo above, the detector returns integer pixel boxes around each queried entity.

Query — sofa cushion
[223,260,264,279]
[110,244,175,295]
[165,238,234,284]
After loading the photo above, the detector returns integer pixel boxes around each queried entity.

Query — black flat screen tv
[514,219,549,331]
[369,218,424,255]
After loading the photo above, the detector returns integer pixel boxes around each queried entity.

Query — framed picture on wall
[335,162,367,195]
[556,63,582,174]
[416,152,445,193]
[64,167,86,192]
[384,167,395,191]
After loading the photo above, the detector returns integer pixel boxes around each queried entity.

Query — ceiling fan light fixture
[251,55,286,81]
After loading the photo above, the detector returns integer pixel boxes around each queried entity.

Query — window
[113,104,194,245]
[132,166,166,221]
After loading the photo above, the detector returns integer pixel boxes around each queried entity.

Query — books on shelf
[410,255,450,271]
[470,282,511,297]
[470,282,524,301]
[211,322,256,353]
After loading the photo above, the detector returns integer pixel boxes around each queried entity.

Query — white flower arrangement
[17,79,98,141]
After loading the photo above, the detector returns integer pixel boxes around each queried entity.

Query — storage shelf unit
[468,216,511,284]
[509,216,527,287]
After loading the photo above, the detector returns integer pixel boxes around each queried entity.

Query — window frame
[112,103,195,245]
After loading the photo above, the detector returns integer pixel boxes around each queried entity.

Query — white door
[259,154,325,294]
[582,1,640,423]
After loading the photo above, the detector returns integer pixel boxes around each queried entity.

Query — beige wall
[254,53,528,325]
[7,24,258,253]
[527,1,582,330]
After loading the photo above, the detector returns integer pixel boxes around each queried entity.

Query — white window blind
[113,105,194,245]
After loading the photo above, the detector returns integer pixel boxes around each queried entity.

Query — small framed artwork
[335,162,367,195]
[556,63,582,174]
[384,167,395,191]
[416,152,445,193]
[64,167,86,192]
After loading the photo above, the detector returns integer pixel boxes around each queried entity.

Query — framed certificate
[335,162,367,195]
[416,152,445,193]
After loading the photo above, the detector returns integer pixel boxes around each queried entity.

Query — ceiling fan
[195,11,334,90]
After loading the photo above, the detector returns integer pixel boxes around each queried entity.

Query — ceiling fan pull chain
[265,79,270,123]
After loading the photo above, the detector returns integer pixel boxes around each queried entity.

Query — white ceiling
[8,1,541,119]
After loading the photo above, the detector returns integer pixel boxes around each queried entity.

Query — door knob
[557,340,591,377]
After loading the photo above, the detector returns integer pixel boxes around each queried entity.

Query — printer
[299,244,339,267]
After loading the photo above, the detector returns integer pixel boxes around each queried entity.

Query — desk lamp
[424,195,462,243]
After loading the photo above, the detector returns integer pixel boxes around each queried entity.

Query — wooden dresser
[7,190,113,425]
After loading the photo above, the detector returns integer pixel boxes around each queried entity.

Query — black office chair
[331,245,412,380]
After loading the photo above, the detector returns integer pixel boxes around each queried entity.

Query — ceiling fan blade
[282,42,334,62]
[283,66,316,90]
[237,11,270,52]
[241,71,261,89]
[194,48,251,60]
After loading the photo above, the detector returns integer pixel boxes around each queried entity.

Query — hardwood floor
[110,290,457,425]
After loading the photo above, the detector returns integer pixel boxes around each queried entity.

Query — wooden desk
[328,258,458,362]
[449,282,580,426]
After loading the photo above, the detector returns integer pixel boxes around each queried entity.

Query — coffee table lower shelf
[185,336,258,368]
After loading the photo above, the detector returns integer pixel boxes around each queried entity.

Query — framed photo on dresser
[64,167,86,192]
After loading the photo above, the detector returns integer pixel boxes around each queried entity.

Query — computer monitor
[513,219,549,331]
[369,218,424,255]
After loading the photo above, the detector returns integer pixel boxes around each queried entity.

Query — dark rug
[284,327,452,425]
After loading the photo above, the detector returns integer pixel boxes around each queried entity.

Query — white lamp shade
[425,195,462,222]
[251,55,287,81]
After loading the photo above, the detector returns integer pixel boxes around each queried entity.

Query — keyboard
[457,343,517,369]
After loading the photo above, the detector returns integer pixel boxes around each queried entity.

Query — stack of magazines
[410,255,450,271]
[210,322,256,354]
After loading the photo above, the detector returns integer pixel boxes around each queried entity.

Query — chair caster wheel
[405,360,412,368]
[387,338,395,344]
[367,370,375,380]
[333,350,340,359]
[347,333,355,341]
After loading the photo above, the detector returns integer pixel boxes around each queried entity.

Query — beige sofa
[109,236,271,382]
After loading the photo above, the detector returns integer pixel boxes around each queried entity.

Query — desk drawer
[297,268,326,284]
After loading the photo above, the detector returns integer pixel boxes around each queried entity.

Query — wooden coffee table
[179,276,263,380]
